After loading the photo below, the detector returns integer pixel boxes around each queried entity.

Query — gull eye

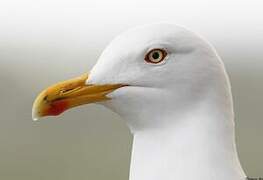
[145,48,167,64]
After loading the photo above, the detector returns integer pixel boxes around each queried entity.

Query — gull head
[32,23,231,132]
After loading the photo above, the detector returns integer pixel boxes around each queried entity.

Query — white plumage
[89,24,246,180]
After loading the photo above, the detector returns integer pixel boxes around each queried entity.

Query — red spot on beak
[47,100,69,116]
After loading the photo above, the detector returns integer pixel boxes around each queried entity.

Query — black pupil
[152,51,160,59]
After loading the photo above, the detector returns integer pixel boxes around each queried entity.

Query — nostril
[60,88,74,94]
[60,86,82,95]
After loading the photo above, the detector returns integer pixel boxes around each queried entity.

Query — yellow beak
[32,73,125,121]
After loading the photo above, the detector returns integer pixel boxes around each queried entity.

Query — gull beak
[32,73,125,121]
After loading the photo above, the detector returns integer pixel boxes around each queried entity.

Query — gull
[32,23,247,180]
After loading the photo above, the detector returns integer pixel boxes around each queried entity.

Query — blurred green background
[0,0,262,179]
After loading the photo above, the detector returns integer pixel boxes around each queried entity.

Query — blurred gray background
[0,0,262,179]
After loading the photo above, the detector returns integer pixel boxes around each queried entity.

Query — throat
[129,112,245,180]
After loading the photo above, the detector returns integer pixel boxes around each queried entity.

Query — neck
[129,96,245,180]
